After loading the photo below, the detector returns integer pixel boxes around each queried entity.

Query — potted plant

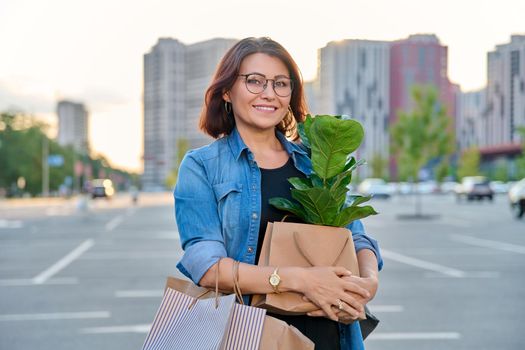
[253,114,378,317]
[270,114,378,225]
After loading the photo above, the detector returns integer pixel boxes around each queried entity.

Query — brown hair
[199,37,308,139]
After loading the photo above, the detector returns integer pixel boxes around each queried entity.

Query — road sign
[48,154,64,167]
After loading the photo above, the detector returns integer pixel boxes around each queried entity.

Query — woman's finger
[306,309,327,317]
[332,266,352,277]
[342,280,370,299]
[320,302,339,322]
[337,299,362,320]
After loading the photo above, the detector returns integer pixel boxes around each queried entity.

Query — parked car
[489,181,510,194]
[357,178,391,199]
[508,178,525,219]
[440,181,459,194]
[90,179,115,199]
[455,176,494,201]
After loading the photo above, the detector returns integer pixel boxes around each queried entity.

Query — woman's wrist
[279,266,306,293]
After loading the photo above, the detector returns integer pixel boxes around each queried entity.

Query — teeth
[254,106,276,111]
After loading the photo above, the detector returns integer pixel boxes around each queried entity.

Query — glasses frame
[238,73,294,97]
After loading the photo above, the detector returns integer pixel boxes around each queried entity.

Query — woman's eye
[275,80,289,88]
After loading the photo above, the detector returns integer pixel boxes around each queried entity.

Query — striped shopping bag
[142,281,267,350]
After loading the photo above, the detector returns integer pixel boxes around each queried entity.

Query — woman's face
[224,53,292,134]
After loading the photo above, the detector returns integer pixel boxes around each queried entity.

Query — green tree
[1,110,135,197]
[457,147,481,180]
[369,152,388,179]
[515,126,525,179]
[166,138,190,189]
[390,85,454,216]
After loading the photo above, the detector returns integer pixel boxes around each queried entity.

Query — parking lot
[0,192,524,349]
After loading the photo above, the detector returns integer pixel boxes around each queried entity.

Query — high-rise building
[57,100,89,154]
[484,35,525,147]
[389,34,457,179]
[142,38,236,190]
[317,40,391,179]
[457,89,486,152]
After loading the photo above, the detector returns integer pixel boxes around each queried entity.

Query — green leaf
[288,177,312,190]
[343,157,357,172]
[297,115,313,149]
[333,205,379,227]
[269,197,307,220]
[309,116,364,179]
[310,173,324,187]
[328,171,353,208]
[347,195,372,207]
[291,187,339,225]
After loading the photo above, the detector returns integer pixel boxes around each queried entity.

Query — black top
[258,157,341,350]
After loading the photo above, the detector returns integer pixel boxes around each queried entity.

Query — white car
[357,178,391,199]
[508,178,525,218]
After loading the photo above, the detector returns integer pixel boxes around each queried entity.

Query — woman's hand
[304,274,378,322]
[298,266,370,322]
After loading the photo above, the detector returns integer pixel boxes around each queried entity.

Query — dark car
[456,176,494,201]
[90,179,115,199]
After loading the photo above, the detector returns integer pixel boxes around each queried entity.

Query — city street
[0,192,524,349]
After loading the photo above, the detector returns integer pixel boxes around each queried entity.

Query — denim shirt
[174,127,383,350]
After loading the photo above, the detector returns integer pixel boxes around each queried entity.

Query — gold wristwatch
[269,267,281,294]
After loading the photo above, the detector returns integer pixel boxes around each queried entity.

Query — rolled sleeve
[174,151,228,284]
[177,240,227,284]
[347,219,384,271]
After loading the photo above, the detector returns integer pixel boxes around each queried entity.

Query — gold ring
[337,299,344,311]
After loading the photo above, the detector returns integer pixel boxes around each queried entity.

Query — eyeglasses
[238,73,294,97]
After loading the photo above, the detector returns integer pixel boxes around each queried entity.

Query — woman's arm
[199,257,370,322]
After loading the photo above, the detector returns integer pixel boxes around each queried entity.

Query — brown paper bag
[164,277,314,349]
[251,221,365,319]
[259,315,314,350]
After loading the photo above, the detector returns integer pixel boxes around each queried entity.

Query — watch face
[270,275,280,286]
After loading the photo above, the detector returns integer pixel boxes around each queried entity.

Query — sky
[1,0,524,172]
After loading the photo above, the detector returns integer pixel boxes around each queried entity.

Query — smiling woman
[174,37,382,350]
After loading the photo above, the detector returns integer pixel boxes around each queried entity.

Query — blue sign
[48,154,64,167]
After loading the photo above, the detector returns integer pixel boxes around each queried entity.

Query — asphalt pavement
[0,192,524,350]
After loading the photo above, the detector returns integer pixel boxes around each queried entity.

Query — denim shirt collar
[227,126,311,175]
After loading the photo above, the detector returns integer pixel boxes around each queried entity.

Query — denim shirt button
[247,247,254,253]
[252,212,258,220]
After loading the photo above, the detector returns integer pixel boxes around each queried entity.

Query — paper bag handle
[232,260,245,305]
[188,258,222,310]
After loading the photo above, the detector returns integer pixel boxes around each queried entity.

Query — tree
[1,110,135,197]
[390,85,454,216]
[515,126,525,179]
[457,147,481,180]
[369,152,388,179]
[166,138,190,189]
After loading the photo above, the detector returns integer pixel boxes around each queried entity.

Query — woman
[174,37,383,349]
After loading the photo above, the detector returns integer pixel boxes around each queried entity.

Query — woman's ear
[222,91,231,103]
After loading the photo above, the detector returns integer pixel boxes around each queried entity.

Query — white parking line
[32,239,94,284]
[80,324,150,334]
[105,215,124,231]
[0,311,110,321]
[115,290,163,298]
[368,332,461,340]
[381,249,466,278]
[450,234,525,254]
[0,219,23,229]
[369,305,404,312]
[0,277,78,286]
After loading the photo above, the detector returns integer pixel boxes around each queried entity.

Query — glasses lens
[273,78,293,97]
[245,74,265,94]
